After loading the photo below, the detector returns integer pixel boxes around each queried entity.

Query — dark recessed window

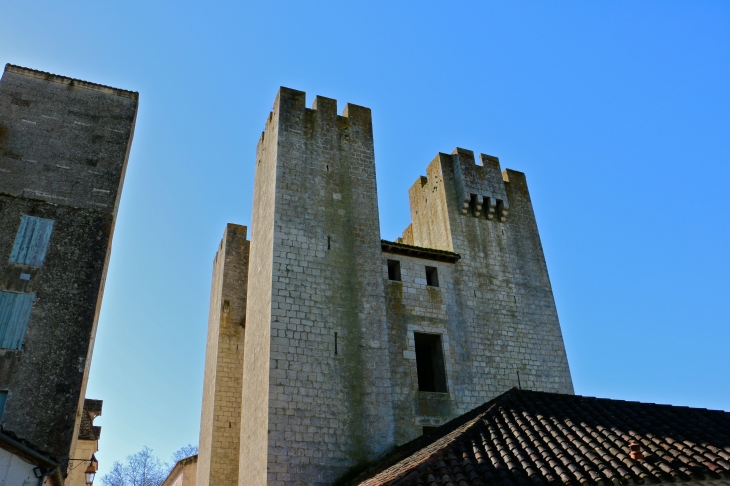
[422,426,438,436]
[387,260,401,281]
[425,266,439,287]
[414,333,447,393]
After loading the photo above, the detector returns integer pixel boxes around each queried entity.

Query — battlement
[257,88,372,152]
[450,147,510,222]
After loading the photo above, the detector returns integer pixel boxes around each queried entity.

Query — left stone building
[0,64,138,483]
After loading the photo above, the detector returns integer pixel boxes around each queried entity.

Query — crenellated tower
[200,88,573,486]
[238,88,394,485]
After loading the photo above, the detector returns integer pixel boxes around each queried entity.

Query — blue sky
[2,0,729,477]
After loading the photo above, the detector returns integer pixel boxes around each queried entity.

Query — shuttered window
[9,215,54,267]
[0,292,35,350]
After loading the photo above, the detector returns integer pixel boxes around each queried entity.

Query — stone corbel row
[460,193,509,222]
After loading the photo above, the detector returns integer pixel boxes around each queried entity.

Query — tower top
[4,64,138,100]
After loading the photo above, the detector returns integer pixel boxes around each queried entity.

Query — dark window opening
[414,333,447,392]
[496,199,505,219]
[327,236,331,250]
[422,426,438,436]
[425,266,439,287]
[469,193,480,216]
[387,260,401,281]
[334,332,338,355]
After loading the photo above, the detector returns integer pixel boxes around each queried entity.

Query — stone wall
[197,224,248,486]
[239,88,395,486]
[0,64,137,471]
[401,148,573,420]
[208,87,573,485]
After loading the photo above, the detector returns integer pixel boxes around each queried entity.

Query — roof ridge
[380,239,459,256]
[4,64,138,100]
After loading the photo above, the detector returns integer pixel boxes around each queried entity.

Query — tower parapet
[452,148,509,221]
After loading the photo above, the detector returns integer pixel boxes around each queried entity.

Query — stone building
[197,87,573,486]
[67,399,102,486]
[163,454,198,486]
[0,64,137,482]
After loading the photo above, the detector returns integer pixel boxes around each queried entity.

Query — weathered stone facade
[199,87,572,486]
[197,224,248,486]
[0,64,137,476]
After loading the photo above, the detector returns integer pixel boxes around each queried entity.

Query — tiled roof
[350,389,730,486]
[381,240,461,263]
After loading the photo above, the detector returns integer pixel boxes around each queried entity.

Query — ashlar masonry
[197,87,573,486]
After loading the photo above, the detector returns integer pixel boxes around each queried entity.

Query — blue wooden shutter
[0,292,35,350]
[9,216,54,266]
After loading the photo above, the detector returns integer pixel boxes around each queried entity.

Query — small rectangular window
[9,216,54,267]
[422,426,438,436]
[0,292,35,350]
[414,333,447,392]
[425,266,439,287]
[0,391,7,418]
[387,260,401,281]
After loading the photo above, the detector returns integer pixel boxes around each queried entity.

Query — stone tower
[198,87,572,486]
[197,224,249,486]
[239,88,394,485]
[0,65,137,471]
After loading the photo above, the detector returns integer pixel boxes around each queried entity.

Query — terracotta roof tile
[350,389,730,486]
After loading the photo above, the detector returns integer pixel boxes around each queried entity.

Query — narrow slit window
[387,260,401,281]
[0,292,35,350]
[9,216,54,267]
[414,333,447,393]
[327,236,331,250]
[425,266,439,287]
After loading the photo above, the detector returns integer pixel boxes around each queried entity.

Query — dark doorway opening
[414,333,447,392]
[425,266,439,287]
[387,259,401,281]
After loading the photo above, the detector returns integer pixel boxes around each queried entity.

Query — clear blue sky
[2,0,729,477]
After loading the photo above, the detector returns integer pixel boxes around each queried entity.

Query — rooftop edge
[381,240,461,263]
[4,64,139,101]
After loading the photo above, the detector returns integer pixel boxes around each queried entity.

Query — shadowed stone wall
[0,64,137,472]
[389,149,573,445]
